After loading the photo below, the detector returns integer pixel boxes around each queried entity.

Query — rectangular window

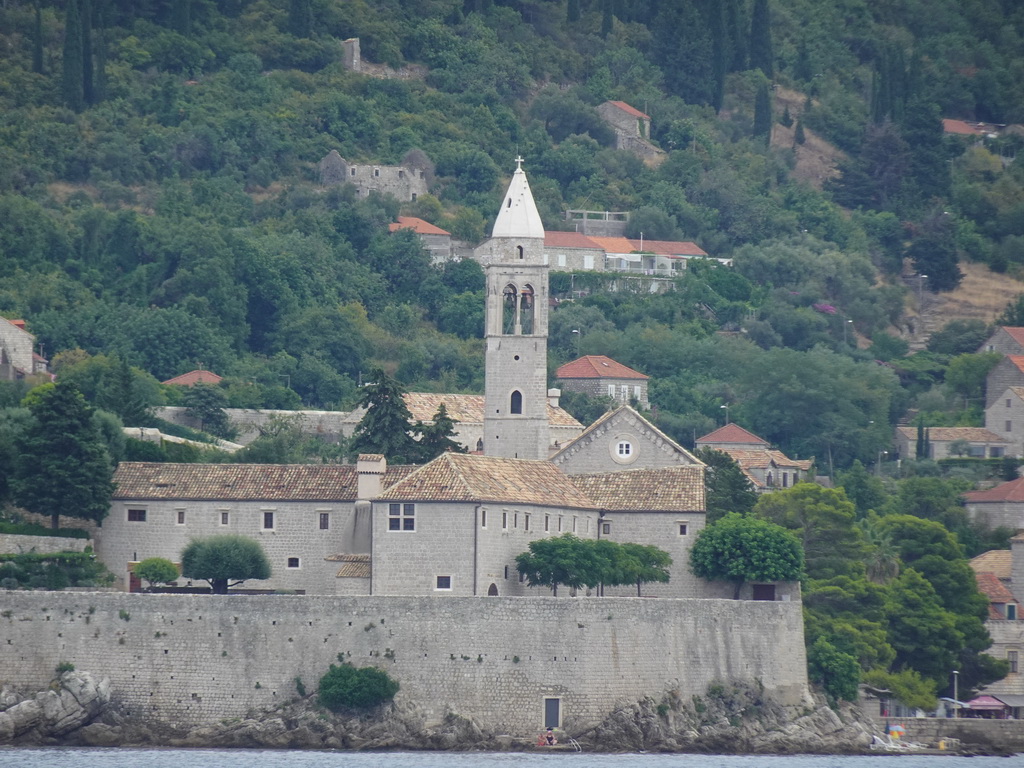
[601,522,611,535]
[620,385,628,400]
[514,512,518,529]
[1009,650,1019,673]
[127,509,146,523]
[968,445,986,457]
[992,447,1005,458]
[320,513,330,530]
[525,514,531,532]
[176,509,185,525]
[572,517,577,533]
[263,511,275,530]
[583,254,594,269]
[287,557,300,569]
[544,515,549,532]
[782,472,789,488]
[678,522,689,536]
[557,254,566,267]
[436,575,452,591]
[389,503,415,531]
[558,516,563,532]
[504,565,509,580]
[481,510,487,528]
[608,385,616,397]
[1009,604,1018,621]
[1007,421,1013,432]
[1008,399,1013,408]
[502,511,508,530]
[220,511,229,525]
[634,385,641,399]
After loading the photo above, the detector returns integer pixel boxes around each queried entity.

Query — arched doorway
[487,583,499,596]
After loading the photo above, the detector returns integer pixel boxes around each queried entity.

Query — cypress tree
[725,0,746,72]
[32,1,44,74]
[794,118,806,145]
[748,0,773,78]
[601,0,613,38]
[567,0,580,23]
[753,80,772,145]
[61,0,85,112]
[707,0,727,112]
[915,422,925,459]
[92,0,107,104]
[81,0,93,105]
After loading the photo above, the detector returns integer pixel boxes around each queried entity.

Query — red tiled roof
[389,216,450,236]
[607,100,649,119]
[719,448,812,471]
[963,477,1024,504]
[113,462,415,501]
[544,231,601,249]
[555,355,648,381]
[638,239,708,257]
[998,328,1024,347]
[162,369,223,387]
[697,423,768,446]
[895,426,1009,444]
[970,550,1013,580]
[974,572,1018,620]
[587,236,636,253]
[943,119,983,136]
[570,466,704,511]
[1006,355,1024,374]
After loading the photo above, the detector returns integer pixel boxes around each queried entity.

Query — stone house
[695,423,813,491]
[555,355,650,410]
[596,101,664,160]
[0,317,48,381]
[985,386,1024,457]
[979,327,1024,356]
[970,537,1024,704]
[986,356,1024,409]
[893,426,1009,460]
[963,477,1024,531]
[389,216,453,263]
[550,405,700,475]
[318,149,429,202]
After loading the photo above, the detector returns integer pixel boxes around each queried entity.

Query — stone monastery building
[99,161,796,604]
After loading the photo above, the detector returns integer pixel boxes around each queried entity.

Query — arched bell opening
[502,284,518,335]
[520,284,535,335]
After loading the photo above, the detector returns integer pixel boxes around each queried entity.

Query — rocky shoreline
[0,671,997,755]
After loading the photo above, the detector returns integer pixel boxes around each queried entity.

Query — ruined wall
[0,592,809,736]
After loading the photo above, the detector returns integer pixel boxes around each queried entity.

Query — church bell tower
[482,158,549,460]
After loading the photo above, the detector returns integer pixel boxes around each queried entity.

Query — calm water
[0,751,1020,768]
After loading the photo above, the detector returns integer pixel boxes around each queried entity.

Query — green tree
[32,1,44,74]
[689,513,804,599]
[61,0,85,111]
[415,404,466,462]
[318,663,399,711]
[180,535,271,594]
[748,0,773,78]
[861,668,937,712]
[807,636,860,702]
[884,568,962,687]
[183,383,233,439]
[515,534,595,596]
[927,320,991,356]
[618,542,672,596]
[836,460,886,517]
[695,447,757,523]
[13,382,114,530]
[134,557,179,590]
[350,369,419,463]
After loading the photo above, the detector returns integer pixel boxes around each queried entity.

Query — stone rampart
[0,534,90,555]
[0,593,808,736]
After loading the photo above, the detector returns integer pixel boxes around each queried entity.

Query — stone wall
[0,592,809,736]
[987,358,1024,409]
[154,407,353,446]
[0,534,90,555]
[985,390,1024,457]
[900,718,1024,750]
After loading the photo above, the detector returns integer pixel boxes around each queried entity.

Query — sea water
[0,751,1019,768]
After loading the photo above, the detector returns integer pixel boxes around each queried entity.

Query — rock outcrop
[0,672,111,744]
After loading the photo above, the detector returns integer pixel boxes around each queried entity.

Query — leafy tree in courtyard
[180,535,271,594]
[13,382,114,530]
[135,557,179,590]
[515,534,596,596]
[350,369,419,462]
[618,542,672,597]
[319,662,399,711]
[689,513,803,599]
[695,447,757,523]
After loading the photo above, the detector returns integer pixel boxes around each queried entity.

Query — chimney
[357,454,386,500]
[547,388,561,409]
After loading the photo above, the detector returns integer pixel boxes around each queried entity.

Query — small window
[544,515,549,532]
[558,254,566,267]
[1009,650,1019,673]
[519,570,526,583]
[992,447,1005,458]
[608,385,616,397]
[510,390,523,414]
[1008,399,1013,408]
[601,522,611,535]
[678,522,688,536]
[620,385,628,401]
[176,509,186,525]
[504,565,509,580]
[514,512,518,529]
[263,511,275,530]
[617,441,632,457]
[128,509,146,523]
[1009,604,1018,621]
[319,513,329,530]
[287,557,300,569]
[398,170,405,178]
[517,245,524,259]
[782,472,789,488]
[374,168,380,177]
[502,511,508,530]
[572,516,577,533]
[752,584,777,601]
[1007,421,1013,432]
[436,575,452,591]
[220,511,229,525]
[525,514,531,532]
[350,167,356,176]
[389,503,415,531]
[558,516,563,532]
[481,510,487,528]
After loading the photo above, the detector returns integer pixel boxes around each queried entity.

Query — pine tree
[753,80,772,146]
[748,0,773,78]
[13,382,114,529]
[416,404,467,462]
[351,369,419,462]
[61,0,85,112]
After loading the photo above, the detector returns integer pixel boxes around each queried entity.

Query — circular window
[609,433,638,464]
[514,355,520,361]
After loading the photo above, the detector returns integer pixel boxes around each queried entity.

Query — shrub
[55,661,75,674]
[318,663,399,711]
[134,557,179,589]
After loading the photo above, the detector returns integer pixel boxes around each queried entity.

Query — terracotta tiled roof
[544,231,601,249]
[587,236,637,253]
[550,405,702,465]
[998,328,1024,347]
[943,119,983,135]
[570,466,705,511]
[555,355,648,381]
[389,216,450,236]
[1,317,32,336]
[1006,355,1024,374]
[326,553,371,579]
[113,462,415,501]
[402,393,583,429]
[719,449,812,471]
[162,369,223,387]
[963,477,1024,504]
[971,550,1013,579]
[638,239,708,257]
[607,100,649,119]
[697,423,768,446]
[378,453,597,509]
[975,571,1017,604]
[895,426,1009,443]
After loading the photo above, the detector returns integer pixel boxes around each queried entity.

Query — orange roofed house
[695,423,813,491]
[389,216,453,264]
[969,538,1024,711]
[893,426,1009,461]
[556,355,650,410]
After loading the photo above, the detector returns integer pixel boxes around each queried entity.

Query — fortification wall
[0,593,809,736]
[0,534,89,555]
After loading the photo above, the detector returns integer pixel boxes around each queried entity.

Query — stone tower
[482,158,549,460]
